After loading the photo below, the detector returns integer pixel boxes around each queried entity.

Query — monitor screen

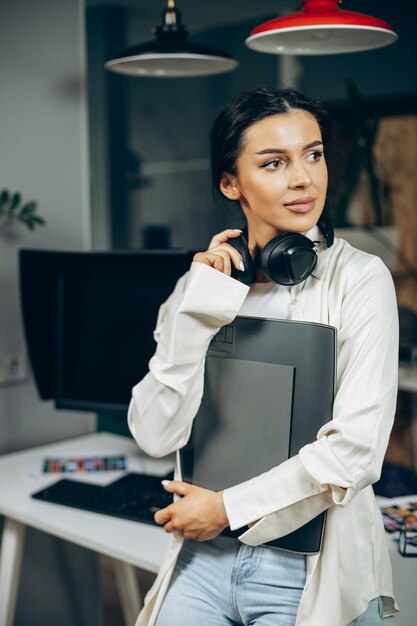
[20,250,194,412]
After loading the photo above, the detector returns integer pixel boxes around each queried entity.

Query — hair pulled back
[210,86,331,198]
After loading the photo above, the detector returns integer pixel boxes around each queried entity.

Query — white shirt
[128,235,399,626]
[239,280,291,319]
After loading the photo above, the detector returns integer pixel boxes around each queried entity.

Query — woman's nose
[288,163,312,189]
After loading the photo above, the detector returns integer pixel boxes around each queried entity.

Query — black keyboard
[31,472,174,525]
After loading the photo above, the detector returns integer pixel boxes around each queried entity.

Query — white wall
[0,1,100,623]
[0,0,96,453]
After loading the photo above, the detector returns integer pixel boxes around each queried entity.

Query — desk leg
[0,518,26,626]
[112,560,143,626]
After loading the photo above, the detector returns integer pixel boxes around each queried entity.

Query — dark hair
[210,86,331,198]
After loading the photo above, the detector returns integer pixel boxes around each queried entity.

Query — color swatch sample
[41,455,127,474]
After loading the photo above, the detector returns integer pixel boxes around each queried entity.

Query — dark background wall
[86,1,417,253]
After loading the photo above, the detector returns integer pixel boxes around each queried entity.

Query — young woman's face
[220,110,328,246]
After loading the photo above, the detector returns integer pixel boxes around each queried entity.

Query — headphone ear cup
[261,233,317,285]
[228,234,256,285]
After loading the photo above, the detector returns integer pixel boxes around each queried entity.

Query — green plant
[0,189,46,231]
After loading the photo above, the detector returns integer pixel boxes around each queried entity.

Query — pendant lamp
[245,0,398,56]
[105,0,239,77]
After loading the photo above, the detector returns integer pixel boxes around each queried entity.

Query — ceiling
[85,0,298,32]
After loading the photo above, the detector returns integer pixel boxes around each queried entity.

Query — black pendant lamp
[105,0,239,78]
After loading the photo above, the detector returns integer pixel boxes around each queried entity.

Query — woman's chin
[246,212,322,241]
[286,210,323,232]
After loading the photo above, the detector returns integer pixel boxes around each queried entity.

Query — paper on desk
[26,451,146,477]
[380,499,417,532]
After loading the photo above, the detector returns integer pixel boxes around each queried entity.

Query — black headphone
[229,218,334,286]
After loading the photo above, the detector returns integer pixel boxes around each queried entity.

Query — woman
[128,87,399,625]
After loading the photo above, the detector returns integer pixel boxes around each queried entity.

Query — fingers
[154,484,227,541]
[193,229,244,276]
[211,249,233,276]
[208,228,242,249]
[154,505,172,525]
[216,242,245,272]
[154,481,191,527]
[154,503,184,535]
[193,251,232,275]
[162,520,182,534]
[161,480,192,496]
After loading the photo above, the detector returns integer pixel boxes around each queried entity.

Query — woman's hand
[193,229,244,276]
[154,480,229,541]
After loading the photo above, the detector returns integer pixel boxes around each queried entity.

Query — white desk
[0,432,172,626]
[2,433,417,626]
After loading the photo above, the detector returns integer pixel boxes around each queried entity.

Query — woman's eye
[306,150,324,162]
[263,158,285,170]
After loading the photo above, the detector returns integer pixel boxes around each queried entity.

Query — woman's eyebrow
[255,140,323,155]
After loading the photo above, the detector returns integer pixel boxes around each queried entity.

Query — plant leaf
[0,190,45,230]
[0,189,10,209]
[30,215,46,225]
[9,192,21,212]
[19,201,37,216]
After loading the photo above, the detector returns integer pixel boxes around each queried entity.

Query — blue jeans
[155,536,383,625]
[349,598,384,625]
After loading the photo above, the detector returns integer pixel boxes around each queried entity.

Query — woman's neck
[246,237,271,283]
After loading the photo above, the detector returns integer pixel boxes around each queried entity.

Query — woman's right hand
[193,229,245,276]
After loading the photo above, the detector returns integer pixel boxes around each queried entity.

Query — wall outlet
[0,352,27,385]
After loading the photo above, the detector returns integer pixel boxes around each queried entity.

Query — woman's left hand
[154,480,229,541]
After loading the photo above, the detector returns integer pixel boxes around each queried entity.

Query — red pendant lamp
[245,0,398,55]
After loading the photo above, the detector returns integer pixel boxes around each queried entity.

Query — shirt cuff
[223,454,324,531]
[158,262,249,364]
[236,491,331,546]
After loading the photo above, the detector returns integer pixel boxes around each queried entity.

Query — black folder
[180,316,336,554]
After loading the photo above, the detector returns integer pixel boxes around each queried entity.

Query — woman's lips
[284,198,316,213]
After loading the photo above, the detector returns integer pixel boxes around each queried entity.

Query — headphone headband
[317,217,334,248]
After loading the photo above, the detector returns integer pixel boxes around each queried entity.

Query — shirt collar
[305,225,331,280]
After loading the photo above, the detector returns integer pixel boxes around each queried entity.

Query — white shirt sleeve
[223,256,399,544]
[128,262,249,458]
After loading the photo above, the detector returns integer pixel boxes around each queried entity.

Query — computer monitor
[20,249,194,412]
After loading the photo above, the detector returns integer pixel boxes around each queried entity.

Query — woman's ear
[219,173,241,201]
